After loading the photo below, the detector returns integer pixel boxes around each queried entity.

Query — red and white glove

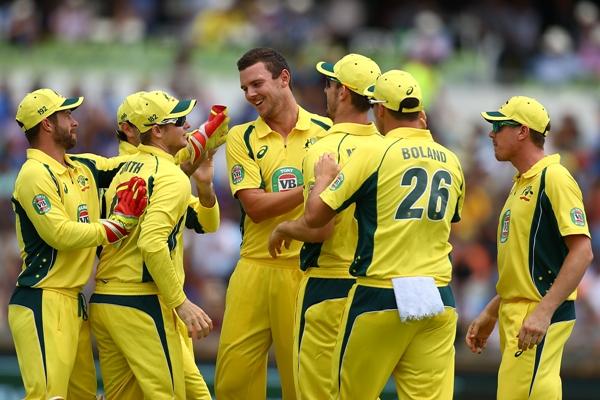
[187,105,230,163]
[101,176,148,244]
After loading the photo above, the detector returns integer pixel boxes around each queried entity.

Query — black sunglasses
[324,76,340,88]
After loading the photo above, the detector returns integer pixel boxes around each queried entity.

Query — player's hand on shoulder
[176,298,214,340]
[315,153,340,182]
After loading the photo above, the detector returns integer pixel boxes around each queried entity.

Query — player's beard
[326,96,338,120]
[53,124,76,150]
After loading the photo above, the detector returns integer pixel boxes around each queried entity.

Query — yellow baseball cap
[129,90,197,133]
[481,96,551,136]
[316,53,381,95]
[364,70,423,112]
[117,91,146,125]
[15,88,84,132]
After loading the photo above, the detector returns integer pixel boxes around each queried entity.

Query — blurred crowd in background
[1,0,600,375]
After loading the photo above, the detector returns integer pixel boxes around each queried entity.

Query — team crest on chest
[77,204,90,223]
[77,175,90,192]
[519,185,534,201]
[500,209,511,243]
[304,137,318,149]
[570,207,586,226]
[272,167,303,192]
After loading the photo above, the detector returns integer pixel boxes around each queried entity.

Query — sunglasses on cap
[324,76,340,88]
[145,115,187,127]
[492,120,521,133]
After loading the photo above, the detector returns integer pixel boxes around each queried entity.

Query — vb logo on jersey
[77,204,90,223]
[32,194,51,215]
[231,164,245,185]
[570,208,585,226]
[272,167,303,192]
[500,209,511,243]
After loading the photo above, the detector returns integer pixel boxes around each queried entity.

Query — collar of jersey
[119,141,139,155]
[385,127,433,141]
[254,106,311,138]
[137,144,175,162]
[515,153,560,181]
[27,148,75,174]
[328,122,379,137]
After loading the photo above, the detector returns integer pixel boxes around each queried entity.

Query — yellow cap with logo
[117,91,147,125]
[129,90,197,133]
[316,53,381,95]
[481,96,551,136]
[15,88,84,132]
[364,70,423,113]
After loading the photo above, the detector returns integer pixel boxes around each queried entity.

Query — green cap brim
[363,84,375,97]
[56,96,84,112]
[168,99,196,118]
[481,110,509,122]
[316,61,336,78]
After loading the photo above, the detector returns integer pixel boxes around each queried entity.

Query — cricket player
[466,96,594,399]
[268,53,382,399]
[111,91,223,399]
[216,47,331,400]
[89,90,228,399]
[304,70,465,400]
[9,88,147,399]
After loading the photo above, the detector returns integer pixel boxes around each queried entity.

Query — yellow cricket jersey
[320,128,465,284]
[300,122,383,274]
[226,106,331,261]
[11,149,125,291]
[95,144,192,308]
[496,154,590,302]
[116,140,219,233]
[118,140,138,156]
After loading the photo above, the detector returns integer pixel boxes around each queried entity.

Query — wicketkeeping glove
[101,176,148,244]
[186,105,230,163]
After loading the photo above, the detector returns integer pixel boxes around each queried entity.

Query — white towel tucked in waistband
[391,276,444,321]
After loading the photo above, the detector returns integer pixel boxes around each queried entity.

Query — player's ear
[517,125,529,142]
[419,111,427,129]
[150,124,163,139]
[339,85,350,101]
[375,103,385,119]
[279,69,291,88]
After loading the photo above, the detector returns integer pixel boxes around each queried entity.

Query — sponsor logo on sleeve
[272,167,303,192]
[329,173,344,191]
[77,204,90,223]
[32,194,51,215]
[500,209,511,243]
[231,164,245,185]
[570,207,586,226]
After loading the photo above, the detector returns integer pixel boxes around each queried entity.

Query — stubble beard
[54,125,76,150]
